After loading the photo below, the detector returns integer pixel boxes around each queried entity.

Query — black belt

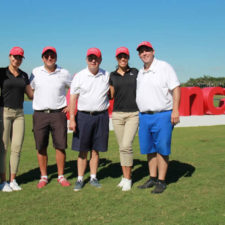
[142,110,168,114]
[35,108,64,113]
[79,110,108,115]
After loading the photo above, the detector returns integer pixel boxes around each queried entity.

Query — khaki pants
[0,107,25,174]
[112,111,139,166]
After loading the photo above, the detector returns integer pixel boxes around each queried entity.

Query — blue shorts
[138,110,173,156]
[72,111,109,152]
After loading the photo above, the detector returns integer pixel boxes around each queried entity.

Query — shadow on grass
[132,159,195,185]
[166,160,195,185]
[97,159,149,182]
[16,160,76,184]
[17,158,195,187]
[16,158,112,185]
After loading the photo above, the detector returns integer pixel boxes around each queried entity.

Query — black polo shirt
[0,67,30,109]
[109,67,138,112]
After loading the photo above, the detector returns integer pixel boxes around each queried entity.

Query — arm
[109,85,115,99]
[25,84,34,99]
[68,94,79,132]
[171,86,180,125]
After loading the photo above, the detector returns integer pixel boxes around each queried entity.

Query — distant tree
[181,75,225,87]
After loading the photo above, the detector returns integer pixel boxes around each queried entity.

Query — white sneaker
[122,179,132,191]
[10,179,22,191]
[117,177,125,188]
[0,181,13,192]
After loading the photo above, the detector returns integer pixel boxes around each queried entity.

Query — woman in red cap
[0,47,33,192]
[109,47,139,191]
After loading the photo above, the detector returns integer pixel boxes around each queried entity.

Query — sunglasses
[87,55,99,62]
[13,55,23,60]
[117,53,129,59]
[43,53,56,59]
[138,46,153,54]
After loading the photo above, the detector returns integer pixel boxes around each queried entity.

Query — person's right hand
[69,119,76,132]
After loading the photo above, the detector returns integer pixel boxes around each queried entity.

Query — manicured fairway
[0,115,224,225]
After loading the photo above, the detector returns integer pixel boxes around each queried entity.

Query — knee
[38,148,47,155]
[91,150,99,158]
[11,145,22,154]
[120,145,132,154]
[79,151,88,159]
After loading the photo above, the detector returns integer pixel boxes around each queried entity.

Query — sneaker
[9,179,22,191]
[73,180,84,191]
[37,177,48,189]
[151,181,166,194]
[137,178,156,189]
[122,179,132,191]
[57,177,71,187]
[117,177,125,188]
[90,178,101,188]
[0,182,12,192]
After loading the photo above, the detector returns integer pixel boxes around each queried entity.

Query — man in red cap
[30,46,73,188]
[69,47,110,191]
[136,41,180,194]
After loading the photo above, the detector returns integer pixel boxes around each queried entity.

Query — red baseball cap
[9,47,24,58]
[116,47,129,57]
[87,48,101,58]
[136,41,154,51]
[42,46,57,55]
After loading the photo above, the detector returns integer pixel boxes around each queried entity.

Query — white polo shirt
[30,65,72,110]
[70,67,109,111]
[136,58,180,112]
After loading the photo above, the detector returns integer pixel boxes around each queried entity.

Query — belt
[141,110,167,114]
[35,108,64,113]
[79,110,108,115]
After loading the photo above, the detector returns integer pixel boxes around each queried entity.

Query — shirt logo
[130,72,134,76]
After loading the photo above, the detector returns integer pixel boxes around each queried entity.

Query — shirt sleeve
[64,71,73,88]
[23,72,30,85]
[70,73,80,95]
[30,72,35,89]
[109,72,114,86]
[166,63,180,90]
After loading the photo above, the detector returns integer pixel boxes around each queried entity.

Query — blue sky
[1,0,225,82]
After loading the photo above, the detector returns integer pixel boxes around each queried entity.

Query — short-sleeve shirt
[136,58,180,112]
[70,67,109,111]
[30,65,72,110]
[109,68,138,112]
[0,67,30,109]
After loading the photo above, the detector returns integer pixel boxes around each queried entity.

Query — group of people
[0,41,180,194]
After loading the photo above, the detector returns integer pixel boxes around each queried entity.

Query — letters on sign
[66,87,225,118]
[179,87,225,116]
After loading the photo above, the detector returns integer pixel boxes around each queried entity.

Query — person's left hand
[171,109,180,125]
[62,106,69,114]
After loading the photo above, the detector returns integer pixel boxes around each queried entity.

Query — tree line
[181,75,225,87]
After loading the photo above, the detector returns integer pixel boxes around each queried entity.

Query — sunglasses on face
[13,55,23,60]
[117,53,129,59]
[138,46,153,54]
[87,55,99,62]
[43,53,56,59]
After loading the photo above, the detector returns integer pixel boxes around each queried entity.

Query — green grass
[214,95,225,107]
[1,115,225,225]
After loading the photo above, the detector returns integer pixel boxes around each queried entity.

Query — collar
[86,67,104,77]
[41,65,61,74]
[6,67,23,77]
[141,58,158,74]
[114,67,131,76]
